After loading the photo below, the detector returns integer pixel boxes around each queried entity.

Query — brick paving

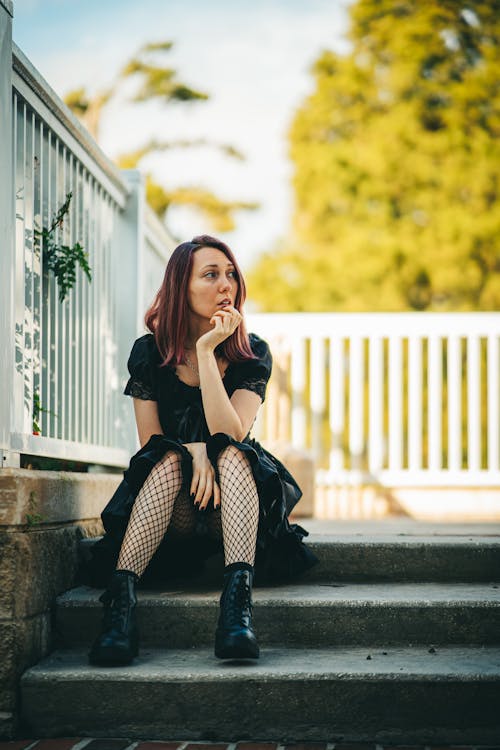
[0,740,499,750]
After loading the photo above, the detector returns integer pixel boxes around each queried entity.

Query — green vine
[25,490,45,527]
[35,192,92,302]
[32,391,57,435]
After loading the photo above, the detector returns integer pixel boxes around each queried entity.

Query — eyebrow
[200,263,235,270]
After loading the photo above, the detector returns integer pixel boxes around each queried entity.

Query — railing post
[0,1,19,468]
[114,169,145,454]
[119,170,145,334]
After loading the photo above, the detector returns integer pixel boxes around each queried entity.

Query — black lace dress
[88,332,318,587]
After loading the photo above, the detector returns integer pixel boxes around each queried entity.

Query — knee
[159,449,182,472]
[217,444,247,470]
[151,450,184,488]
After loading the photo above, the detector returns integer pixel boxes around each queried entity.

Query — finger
[226,306,242,319]
[194,477,207,505]
[213,480,221,509]
[198,475,214,509]
[225,309,242,328]
[190,472,200,501]
[211,311,229,323]
[210,315,224,329]
[216,311,234,329]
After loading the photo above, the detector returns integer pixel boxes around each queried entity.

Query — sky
[13,0,352,270]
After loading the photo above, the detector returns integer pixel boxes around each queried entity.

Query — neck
[185,319,213,350]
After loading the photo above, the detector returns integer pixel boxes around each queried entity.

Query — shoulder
[127,333,161,372]
[233,333,272,379]
[124,333,161,399]
[230,333,272,401]
[248,332,271,362]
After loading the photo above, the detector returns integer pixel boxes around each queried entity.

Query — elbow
[232,417,246,442]
[212,421,245,442]
[234,421,248,442]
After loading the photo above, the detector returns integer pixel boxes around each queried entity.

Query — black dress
[88,332,318,587]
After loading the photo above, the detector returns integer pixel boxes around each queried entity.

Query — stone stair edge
[21,644,500,681]
[21,646,500,744]
[79,534,500,546]
[57,581,500,605]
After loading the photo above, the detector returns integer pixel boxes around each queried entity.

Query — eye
[204,272,216,278]
[228,271,237,279]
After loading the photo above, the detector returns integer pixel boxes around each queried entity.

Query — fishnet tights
[117,450,183,577]
[116,445,259,577]
[217,445,259,567]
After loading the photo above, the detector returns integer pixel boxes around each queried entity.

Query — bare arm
[132,398,163,448]
[197,348,262,440]
[196,305,265,440]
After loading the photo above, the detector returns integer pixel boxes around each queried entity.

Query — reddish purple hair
[144,234,256,367]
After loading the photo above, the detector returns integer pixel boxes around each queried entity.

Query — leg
[218,444,259,567]
[205,506,222,542]
[89,450,184,666]
[116,450,184,576]
[168,488,198,538]
[214,444,260,659]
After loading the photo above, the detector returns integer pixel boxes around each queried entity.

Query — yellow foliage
[249,0,500,312]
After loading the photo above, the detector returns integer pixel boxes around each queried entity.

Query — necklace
[184,352,199,376]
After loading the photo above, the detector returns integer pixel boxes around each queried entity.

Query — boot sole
[88,638,139,667]
[215,633,260,660]
[88,650,137,667]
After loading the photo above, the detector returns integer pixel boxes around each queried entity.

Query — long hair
[144,234,256,367]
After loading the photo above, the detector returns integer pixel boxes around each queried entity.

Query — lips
[217,299,231,306]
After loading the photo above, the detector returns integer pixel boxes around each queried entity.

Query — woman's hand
[183,442,220,510]
[196,306,242,354]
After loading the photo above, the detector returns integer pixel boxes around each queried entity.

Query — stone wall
[0,469,121,738]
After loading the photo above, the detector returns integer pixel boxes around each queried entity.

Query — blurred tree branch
[64,40,259,232]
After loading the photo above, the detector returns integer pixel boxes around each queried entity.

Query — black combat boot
[88,569,139,666]
[214,562,259,659]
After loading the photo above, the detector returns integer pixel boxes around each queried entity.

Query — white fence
[1,11,499,495]
[0,22,175,468]
[248,313,500,489]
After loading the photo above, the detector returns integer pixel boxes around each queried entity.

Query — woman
[88,235,318,666]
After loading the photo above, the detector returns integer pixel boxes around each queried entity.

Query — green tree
[65,41,258,231]
[248,0,500,311]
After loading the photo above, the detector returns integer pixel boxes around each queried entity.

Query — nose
[220,276,232,292]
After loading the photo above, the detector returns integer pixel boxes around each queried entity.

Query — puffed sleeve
[234,333,273,402]
[123,334,158,401]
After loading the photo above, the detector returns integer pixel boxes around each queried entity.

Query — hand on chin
[197,306,242,351]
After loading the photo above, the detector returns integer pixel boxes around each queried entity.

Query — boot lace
[226,578,252,625]
[98,581,131,631]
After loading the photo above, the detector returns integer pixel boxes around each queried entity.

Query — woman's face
[187,246,239,322]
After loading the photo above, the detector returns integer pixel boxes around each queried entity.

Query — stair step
[56,582,500,648]
[79,533,500,583]
[21,645,500,744]
[307,534,500,582]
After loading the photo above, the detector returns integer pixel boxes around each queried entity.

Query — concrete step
[56,582,500,648]
[304,533,500,582]
[79,533,500,584]
[21,645,500,744]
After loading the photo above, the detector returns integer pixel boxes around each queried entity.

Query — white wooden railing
[1,12,499,495]
[0,22,176,468]
[248,313,500,488]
